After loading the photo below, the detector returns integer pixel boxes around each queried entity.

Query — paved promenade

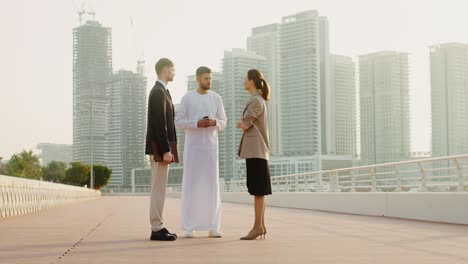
[1,196,467,264]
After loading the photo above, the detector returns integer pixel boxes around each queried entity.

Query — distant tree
[42,161,68,183]
[5,150,43,180]
[64,162,90,186]
[90,164,112,190]
[0,156,5,175]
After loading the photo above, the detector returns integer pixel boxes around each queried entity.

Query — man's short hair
[196,66,212,77]
[155,58,174,75]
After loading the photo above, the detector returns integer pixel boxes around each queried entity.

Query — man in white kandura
[175,66,227,238]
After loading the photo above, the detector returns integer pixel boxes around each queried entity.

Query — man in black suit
[145,58,179,241]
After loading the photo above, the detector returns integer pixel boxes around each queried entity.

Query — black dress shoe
[161,228,178,238]
[150,229,176,241]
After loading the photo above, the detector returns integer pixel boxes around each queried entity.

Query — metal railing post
[394,165,401,192]
[417,162,427,192]
[294,174,298,192]
[351,170,356,192]
[317,173,323,192]
[453,158,464,192]
[330,171,338,192]
[371,168,376,192]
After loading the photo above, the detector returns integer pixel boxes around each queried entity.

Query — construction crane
[77,2,85,25]
[74,0,96,25]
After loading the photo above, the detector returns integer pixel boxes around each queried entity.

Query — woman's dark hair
[247,69,270,101]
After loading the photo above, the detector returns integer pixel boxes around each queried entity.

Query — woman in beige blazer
[237,69,272,240]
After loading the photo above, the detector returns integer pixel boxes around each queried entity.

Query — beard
[200,84,211,91]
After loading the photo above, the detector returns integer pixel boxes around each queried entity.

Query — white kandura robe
[175,90,227,231]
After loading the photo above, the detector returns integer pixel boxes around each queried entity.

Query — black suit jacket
[145,81,179,162]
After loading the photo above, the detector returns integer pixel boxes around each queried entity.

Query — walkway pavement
[1,196,468,264]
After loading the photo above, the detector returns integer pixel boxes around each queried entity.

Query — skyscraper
[279,10,326,157]
[318,16,332,155]
[430,43,468,157]
[359,51,410,165]
[72,19,112,166]
[37,143,73,166]
[330,54,356,157]
[247,23,281,155]
[106,62,147,187]
[219,49,266,180]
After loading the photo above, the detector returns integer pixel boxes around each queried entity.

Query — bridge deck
[1,196,467,264]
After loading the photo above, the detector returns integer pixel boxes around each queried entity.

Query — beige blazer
[238,94,270,160]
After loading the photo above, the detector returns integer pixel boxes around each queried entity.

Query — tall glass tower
[72,19,112,166]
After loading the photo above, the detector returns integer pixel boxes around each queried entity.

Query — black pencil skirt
[245,158,272,196]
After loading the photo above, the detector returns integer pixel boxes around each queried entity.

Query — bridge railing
[223,154,468,193]
[101,154,468,194]
[0,175,101,218]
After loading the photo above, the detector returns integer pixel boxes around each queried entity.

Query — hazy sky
[1,0,468,159]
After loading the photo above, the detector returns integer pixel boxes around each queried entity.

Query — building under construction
[72,18,112,167]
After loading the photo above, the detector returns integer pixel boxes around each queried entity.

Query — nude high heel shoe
[240,227,264,240]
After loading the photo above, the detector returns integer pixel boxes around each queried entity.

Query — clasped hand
[197,118,216,128]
